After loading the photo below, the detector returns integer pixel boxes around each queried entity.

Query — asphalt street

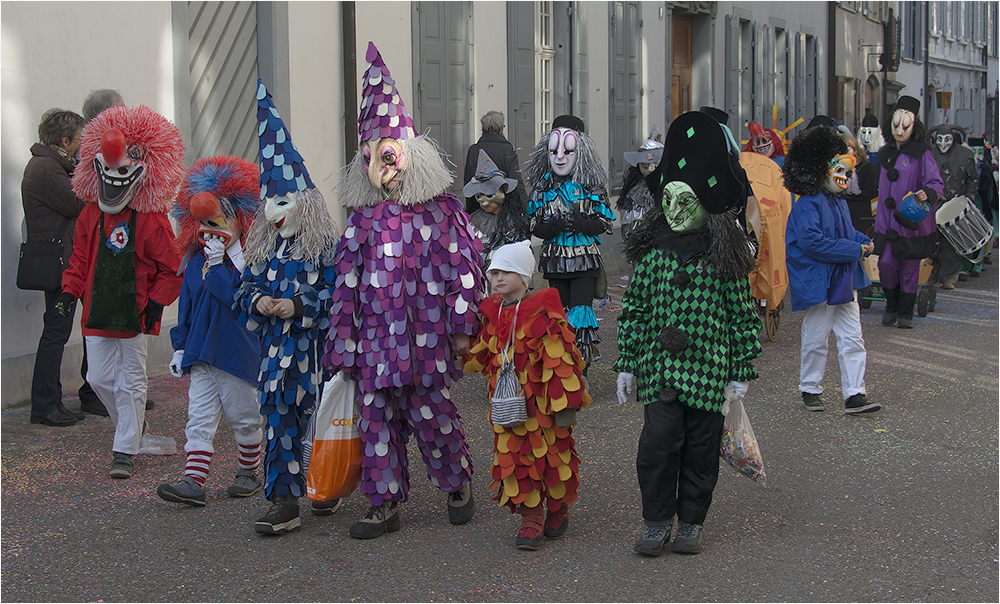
[2,263,997,603]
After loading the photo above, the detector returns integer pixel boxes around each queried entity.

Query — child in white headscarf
[464,241,591,551]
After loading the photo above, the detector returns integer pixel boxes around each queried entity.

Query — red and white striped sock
[237,442,261,473]
[184,450,212,485]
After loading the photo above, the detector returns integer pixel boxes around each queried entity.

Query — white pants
[799,298,868,401]
[185,363,263,453]
[86,334,147,455]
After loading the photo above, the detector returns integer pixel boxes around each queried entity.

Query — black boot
[896,291,917,329]
[882,286,900,326]
[254,495,301,535]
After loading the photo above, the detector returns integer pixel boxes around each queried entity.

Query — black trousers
[636,399,724,526]
[30,287,75,415]
[549,275,597,309]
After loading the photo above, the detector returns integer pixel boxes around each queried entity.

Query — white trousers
[799,298,868,401]
[86,334,147,455]
[185,363,263,453]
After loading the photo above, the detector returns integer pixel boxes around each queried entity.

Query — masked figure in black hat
[928,124,978,289]
[525,115,615,368]
[616,126,664,247]
[873,95,943,329]
[463,148,530,271]
[616,111,761,557]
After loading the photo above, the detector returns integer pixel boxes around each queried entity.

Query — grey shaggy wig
[243,187,339,266]
[338,135,454,208]
[523,130,609,193]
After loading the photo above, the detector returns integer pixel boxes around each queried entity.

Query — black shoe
[801,392,825,412]
[29,409,79,427]
[145,399,155,410]
[109,452,135,479]
[447,482,475,525]
[80,400,110,417]
[310,498,342,516]
[671,522,704,554]
[254,496,301,535]
[844,393,880,414]
[896,317,913,329]
[349,501,400,539]
[881,312,897,326]
[58,403,86,421]
[634,523,671,557]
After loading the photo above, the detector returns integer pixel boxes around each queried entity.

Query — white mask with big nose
[264,192,301,239]
[936,133,953,155]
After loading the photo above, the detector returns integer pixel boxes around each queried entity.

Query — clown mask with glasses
[822,154,856,194]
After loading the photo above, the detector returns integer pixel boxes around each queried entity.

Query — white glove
[721,381,749,417]
[227,238,245,273]
[616,372,634,406]
[204,238,225,267]
[169,350,185,378]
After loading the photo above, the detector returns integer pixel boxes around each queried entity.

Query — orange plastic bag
[306,373,362,502]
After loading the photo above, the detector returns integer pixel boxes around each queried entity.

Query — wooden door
[671,14,692,120]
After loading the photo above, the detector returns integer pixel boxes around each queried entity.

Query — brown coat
[21,143,88,268]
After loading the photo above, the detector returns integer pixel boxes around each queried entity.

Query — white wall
[1,1,178,406]
[471,1,509,140]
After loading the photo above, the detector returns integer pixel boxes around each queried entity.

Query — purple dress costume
[323,194,485,505]
[873,142,943,293]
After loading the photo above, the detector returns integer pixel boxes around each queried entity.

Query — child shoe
[349,501,400,539]
[254,496,301,535]
[543,505,570,539]
[801,392,824,412]
[447,481,475,525]
[634,523,671,557]
[844,393,880,414]
[671,521,704,554]
[157,476,207,507]
[109,452,134,479]
[227,469,261,497]
[515,505,544,551]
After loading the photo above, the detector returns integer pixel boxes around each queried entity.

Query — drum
[935,196,995,258]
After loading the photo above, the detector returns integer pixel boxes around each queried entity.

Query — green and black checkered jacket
[615,246,761,413]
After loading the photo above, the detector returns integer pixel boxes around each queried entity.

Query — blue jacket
[171,253,261,384]
[786,191,872,311]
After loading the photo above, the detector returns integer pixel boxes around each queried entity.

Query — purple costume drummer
[872,96,943,329]
[323,42,485,540]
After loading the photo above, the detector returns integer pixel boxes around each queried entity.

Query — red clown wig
[72,105,186,214]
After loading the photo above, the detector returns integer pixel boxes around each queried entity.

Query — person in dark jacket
[463,111,529,215]
[21,109,88,427]
[842,133,878,235]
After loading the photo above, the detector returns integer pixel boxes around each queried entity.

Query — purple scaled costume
[323,193,485,506]
[874,143,943,293]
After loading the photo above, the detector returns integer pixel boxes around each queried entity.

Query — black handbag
[17,217,70,291]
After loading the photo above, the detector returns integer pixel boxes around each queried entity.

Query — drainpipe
[828,1,837,118]
[343,2,358,160]
[922,0,930,124]
[568,2,575,112]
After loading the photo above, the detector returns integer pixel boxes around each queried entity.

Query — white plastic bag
[720,397,766,484]
[306,372,362,501]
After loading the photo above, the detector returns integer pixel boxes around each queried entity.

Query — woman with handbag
[784,125,879,415]
[20,109,88,427]
[465,241,591,551]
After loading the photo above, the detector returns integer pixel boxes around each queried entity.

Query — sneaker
[801,392,825,412]
[844,393,880,414]
[227,469,261,498]
[254,496,301,535]
[634,523,671,557]
[349,501,400,539]
[881,311,897,326]
[109,452,134,479]
[310,498,343,516]
[543,505,570,539]
[447,482,475,525]
[896,317,913,329]
[515,507,544,551]
[671,521,704,554]
[157,476,207,507]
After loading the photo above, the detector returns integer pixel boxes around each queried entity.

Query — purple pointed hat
[256,78,314,200]
[359,41,418,143]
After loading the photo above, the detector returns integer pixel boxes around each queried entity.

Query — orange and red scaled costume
[464,287,591,513]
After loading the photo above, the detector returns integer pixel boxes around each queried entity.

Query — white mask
[936,133,954,155]
[263,191,301,239]
[891,109,915,144]
[548,127,578,177]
